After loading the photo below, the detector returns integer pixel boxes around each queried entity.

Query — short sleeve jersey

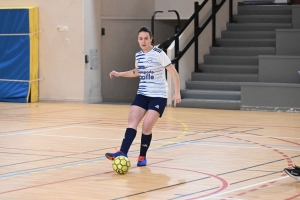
[135,47,171,98]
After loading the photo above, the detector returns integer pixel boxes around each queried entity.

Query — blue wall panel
[0,9,29,34]
[0,9,31,102]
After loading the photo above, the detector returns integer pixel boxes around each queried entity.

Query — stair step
[233,15,292,23]
[210,47,275,56]
[192,73,258,82]
[226,23,292,31]
[221,31,276,39]
[238,5,292,15]
[199,64,258,74]
[216,39,275,47]
[186,81,241,91]
[204,55,258,65]
[177,99,241,110]
[181,89,241,100]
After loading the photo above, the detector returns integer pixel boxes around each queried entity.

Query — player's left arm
[166,64,181,107]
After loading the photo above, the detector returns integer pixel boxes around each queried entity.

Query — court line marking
[1,127,300,152]
[211,198,243,200]
[0,144,186,179]
[6,132,299,152]
[0,140,296,194]
[2,125,300,140]
[114,166,228,200]
[186,143,300,152]
[28,134,125,141]
[5,103,299,120]
[0,159,172,195]
[0,113,190,176]
[0,126,74,137]
[0,114,297,197]
[198,176,289,200]
[61,126,300,140]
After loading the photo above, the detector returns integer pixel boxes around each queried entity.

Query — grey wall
[258,55,300,83]
[241,83,300,112]
[276,29,300,55]
[101,20,175,102]
[293,5,300,28]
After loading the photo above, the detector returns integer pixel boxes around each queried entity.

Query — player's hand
[173,93,181,107]
[109,70,120,79]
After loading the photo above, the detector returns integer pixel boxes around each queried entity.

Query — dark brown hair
[138,26,153,44]
[138,26,153,38]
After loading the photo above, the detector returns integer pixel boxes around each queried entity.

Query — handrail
[168,10,181,33]
[151,11,163,44]
[158,0,208,50]
[168,10,181,71]
[158,0,234,72]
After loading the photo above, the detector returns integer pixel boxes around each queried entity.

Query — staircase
[178,4,292,110]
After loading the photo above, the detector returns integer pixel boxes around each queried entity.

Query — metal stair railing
[152,0,235,72]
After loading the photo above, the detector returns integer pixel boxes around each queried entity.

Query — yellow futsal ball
[112,156,131,174]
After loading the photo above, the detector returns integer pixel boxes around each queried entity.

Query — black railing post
[212,0,217,47]
[194,2,199,72]
[168,10,181,33]
[151,11,163,44]
[174,34,179,72]
[169,10,181,72]
[229,0,234,23]
[229,0,237,23]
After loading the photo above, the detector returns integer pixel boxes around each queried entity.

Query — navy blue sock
[120,128,137,154]
[140,133,152,157]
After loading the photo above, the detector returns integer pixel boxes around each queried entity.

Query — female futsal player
[105,26,181,166]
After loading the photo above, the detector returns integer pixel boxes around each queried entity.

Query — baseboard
[39,98,84,103]
[241,105,300,112]
[84,97,103,104]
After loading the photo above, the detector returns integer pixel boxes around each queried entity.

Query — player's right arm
[109,68,139,79]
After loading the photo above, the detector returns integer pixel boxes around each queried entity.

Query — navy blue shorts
[131,94,167,117]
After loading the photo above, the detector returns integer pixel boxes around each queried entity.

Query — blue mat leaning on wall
[0,7,39,103]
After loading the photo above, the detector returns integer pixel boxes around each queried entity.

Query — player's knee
[128,120,139,129]
[142,126,152,135]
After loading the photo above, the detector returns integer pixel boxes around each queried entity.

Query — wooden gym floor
[0,102,299,200]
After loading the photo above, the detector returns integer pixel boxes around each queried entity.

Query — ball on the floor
[112,156,131,174]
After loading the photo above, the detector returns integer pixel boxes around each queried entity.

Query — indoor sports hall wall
[0,0,101,103]
[0,0,242,104]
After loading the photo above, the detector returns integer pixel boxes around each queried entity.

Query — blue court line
[0,134,296,179]
[0,157,104,179]
[0,143,186,179]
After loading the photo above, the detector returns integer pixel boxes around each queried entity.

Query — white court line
[69,126,300,140]
[198,176,289,200]
[187,143,300,152]
[69,126,178,133]
[0,126,74,137]
[0,126,300,151]
[22,133,162,143]
[30,133,124,141]
[9,132,299,152]
[211,198,243,200]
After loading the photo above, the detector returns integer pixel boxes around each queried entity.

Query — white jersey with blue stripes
[135,46,171,98]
